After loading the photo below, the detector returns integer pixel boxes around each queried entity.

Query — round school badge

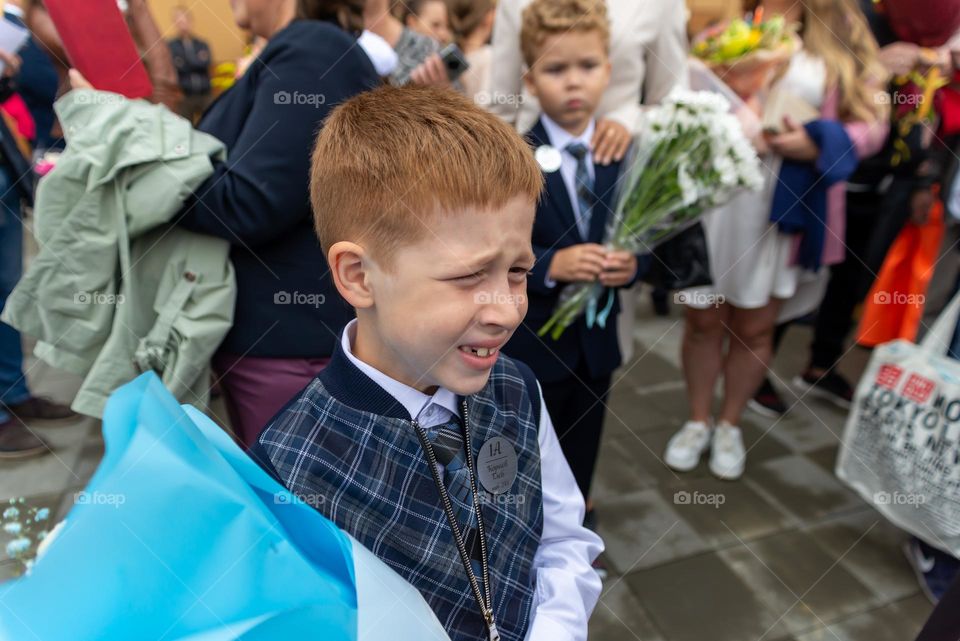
[476,437,518,495]
[535,145,562,173]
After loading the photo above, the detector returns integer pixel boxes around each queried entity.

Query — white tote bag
[837,291,960,556]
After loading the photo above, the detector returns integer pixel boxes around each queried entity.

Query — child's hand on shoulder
[549,243,606,283]
[599,249,637,288]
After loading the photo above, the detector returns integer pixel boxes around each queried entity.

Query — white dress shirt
[488,0,689,134]
[358,30,400,78]
[341,320,604,641]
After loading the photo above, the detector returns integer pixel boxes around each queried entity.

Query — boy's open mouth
[458,345,500,358]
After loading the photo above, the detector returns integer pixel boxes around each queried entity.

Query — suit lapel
[527,119,580,240]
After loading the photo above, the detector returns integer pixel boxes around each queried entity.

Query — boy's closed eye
[445,265,532,285]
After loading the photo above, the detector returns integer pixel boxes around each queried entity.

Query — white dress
[684,51,830,321]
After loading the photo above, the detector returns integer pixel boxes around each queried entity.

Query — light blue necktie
[565,141,594,239]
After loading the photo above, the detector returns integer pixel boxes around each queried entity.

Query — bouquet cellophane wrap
[0,372,450,641]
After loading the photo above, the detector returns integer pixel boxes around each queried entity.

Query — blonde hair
[747,0,889,122]
[520,0,610,68]
[310,86,543,265]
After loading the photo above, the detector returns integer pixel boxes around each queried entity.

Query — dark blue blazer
[177,20,380,358]
[5,11,58,150]
[504,118,634,384]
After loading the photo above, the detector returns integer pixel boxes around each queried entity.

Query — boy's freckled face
[360,196,536,396]
[524,31,611,132]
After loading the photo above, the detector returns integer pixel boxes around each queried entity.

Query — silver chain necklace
[411,398,500,641]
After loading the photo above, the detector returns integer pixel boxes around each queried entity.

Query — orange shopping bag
[856,195,945,347]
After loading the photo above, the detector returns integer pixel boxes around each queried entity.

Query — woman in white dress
[664,0,889,480]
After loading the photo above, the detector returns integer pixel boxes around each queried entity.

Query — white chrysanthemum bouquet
[538,89,764,340]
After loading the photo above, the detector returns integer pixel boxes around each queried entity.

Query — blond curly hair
[520,0,610,68]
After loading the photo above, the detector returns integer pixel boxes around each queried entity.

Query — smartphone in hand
[438,43,470,83]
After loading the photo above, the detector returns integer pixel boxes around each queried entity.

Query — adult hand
[0,49,21,78]
[409,54,450,87]
[68,68,94,90]
[599,249,638,287]
[548,243,606,283]
[768,116,819,162]
[591,118,631,165]
[878,41,920,76]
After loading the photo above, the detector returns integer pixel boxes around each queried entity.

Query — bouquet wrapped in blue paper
[0,372,450,641]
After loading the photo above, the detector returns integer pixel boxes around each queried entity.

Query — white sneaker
[710,423,745,480]
[664,421,711,472]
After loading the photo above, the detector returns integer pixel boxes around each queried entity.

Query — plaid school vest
[258,355,544,641]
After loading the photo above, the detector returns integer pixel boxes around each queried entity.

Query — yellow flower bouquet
[692,10,799,100]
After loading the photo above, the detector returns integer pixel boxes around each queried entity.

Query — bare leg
[682,304,729,424]
[718,299,782,426]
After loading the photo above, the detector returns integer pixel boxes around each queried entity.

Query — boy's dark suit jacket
[504,118,642,385]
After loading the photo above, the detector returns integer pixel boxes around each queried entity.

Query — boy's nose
[477,289,525,329]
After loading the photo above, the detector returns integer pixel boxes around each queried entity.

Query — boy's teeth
[459,345,496,357]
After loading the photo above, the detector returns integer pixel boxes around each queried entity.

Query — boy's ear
[328,241,375,309]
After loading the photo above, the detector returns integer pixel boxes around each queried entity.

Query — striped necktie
[565,141,594,239]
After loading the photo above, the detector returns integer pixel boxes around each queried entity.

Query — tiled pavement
[587,300,934,641]
[0,297,936,639]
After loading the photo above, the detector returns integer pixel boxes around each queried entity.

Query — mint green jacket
[1,90,235,417]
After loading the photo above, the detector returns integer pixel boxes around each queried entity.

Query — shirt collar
[541,114,595,158]
[341,319,459,422]
[4,5,24,18]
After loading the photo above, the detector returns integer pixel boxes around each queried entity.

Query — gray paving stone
[603,425,713,486]
[658,476,793,547]
[605,384,676,434]
[719,530,879,636]
[806,445,840,475]
[0,560,21,583]
[746,454,866,523]
[805,511,920,603]
[626,551,791,641]
[615,349,683,389]
[0,429,86,503]
[759,402,849,454]
[794,595,931,641]
[589,578,665,641]
[592,433,664,501]
[594,488,708,573]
